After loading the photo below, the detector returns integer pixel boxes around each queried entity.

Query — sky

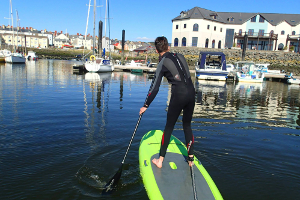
[0,0,299,42]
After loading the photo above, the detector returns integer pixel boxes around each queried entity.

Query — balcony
[235,32,278,40]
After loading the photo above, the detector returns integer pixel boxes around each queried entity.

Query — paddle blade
[103,165,123,193]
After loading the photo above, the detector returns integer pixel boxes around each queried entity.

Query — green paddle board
[139,130,223,200]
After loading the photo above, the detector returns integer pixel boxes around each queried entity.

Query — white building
[172,7,300,52]
[0,25,53,48]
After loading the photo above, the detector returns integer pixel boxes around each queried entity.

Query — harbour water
[0,59,300,200]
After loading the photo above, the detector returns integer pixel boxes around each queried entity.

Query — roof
[133,45,154,52]
[172,7,300,26]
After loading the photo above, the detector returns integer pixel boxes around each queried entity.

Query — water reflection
[83,72,113,150]
[193,79,300,128]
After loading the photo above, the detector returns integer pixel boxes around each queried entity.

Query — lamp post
[298,35,300,53]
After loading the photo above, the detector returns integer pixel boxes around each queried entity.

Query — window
[220,28,222,32]
[259,29,264,36]
[292,31,296,35]
[214,26,216,31]
[192,37,198,47]
[239,29,242,36]
[174,38,179,47]
[212,40,215,48]
[248,29,254,36]
[218,40,222,49]
[184,24,186,28]
[182,37,186,47]
[259,16,265,23]
[207,25,210,30]
[176,25,178,29]
[251,16,256,22]
[228,17,234,22]
[193,24,198,31]
[205,39,209,48]
[212,15,217,19]
[281,30,285,35]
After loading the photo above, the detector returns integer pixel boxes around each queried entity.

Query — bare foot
[152,156,164,168]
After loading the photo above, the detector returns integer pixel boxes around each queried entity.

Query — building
[0,25,53,48]
[172,7,300,52]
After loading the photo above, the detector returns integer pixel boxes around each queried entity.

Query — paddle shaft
[187,141,198,200]
[191,165,198,200]
[121,114,143,164]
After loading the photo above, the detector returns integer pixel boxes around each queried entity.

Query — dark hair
[155,36,168,53]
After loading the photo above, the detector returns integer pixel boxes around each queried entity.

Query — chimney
[30,27,33,31]
[61,30,63,33]
[77,33,79,36]
[26,27,28,29]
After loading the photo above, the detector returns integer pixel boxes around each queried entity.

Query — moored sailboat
[5,1,26,64]
[84,0,114,72]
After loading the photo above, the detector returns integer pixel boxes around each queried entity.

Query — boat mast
[105,0,111,59]
[16,9,19,50]
[93,0,96,55]
[9,0,14,52]
[84,0,91,56]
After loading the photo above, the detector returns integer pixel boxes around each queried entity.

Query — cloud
[135,37,155,42]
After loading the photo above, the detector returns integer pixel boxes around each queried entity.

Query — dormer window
[180,11,187,17]
[251,16,256,22]
[210,13,218,19]
[227,17,234,22]
[259,16,265,23]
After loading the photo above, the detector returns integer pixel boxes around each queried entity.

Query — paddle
[103,114,143,192]
[190,165,198,200]
[187,141,198,200]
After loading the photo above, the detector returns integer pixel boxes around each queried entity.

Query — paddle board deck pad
[139,130,223,200]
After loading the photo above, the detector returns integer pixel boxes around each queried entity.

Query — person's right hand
[139,107,147,115]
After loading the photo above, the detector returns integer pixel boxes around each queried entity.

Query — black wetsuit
[143,52,195,157]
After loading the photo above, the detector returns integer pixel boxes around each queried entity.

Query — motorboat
[26,51,38,60]
[285,73,300,85]
[255,63,281,74]
[195,52,229,81]
[0,49,11,62]
[235,61,264,83]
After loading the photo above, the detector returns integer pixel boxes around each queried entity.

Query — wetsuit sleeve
[143,58,165,107]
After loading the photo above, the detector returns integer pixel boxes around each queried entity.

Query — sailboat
[84,0,114,72]
[5,0,26,64]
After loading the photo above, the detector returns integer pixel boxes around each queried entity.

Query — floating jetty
[114,65,156,74]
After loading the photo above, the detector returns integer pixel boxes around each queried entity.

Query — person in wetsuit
[139,36,195,168]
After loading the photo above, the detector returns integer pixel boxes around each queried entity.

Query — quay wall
[146,47,300,74]
[31,47,300,75]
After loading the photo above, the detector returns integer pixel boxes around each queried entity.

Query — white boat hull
[195,69,228,81]
[85,59,114,72]
[287,78,300,84]
[5,54,26,63]
[236,72,264,83]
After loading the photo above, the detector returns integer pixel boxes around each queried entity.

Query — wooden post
[242,32,248,61]
[122,29,125,65]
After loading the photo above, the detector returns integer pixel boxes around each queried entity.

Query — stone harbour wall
[146,47,300,74]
